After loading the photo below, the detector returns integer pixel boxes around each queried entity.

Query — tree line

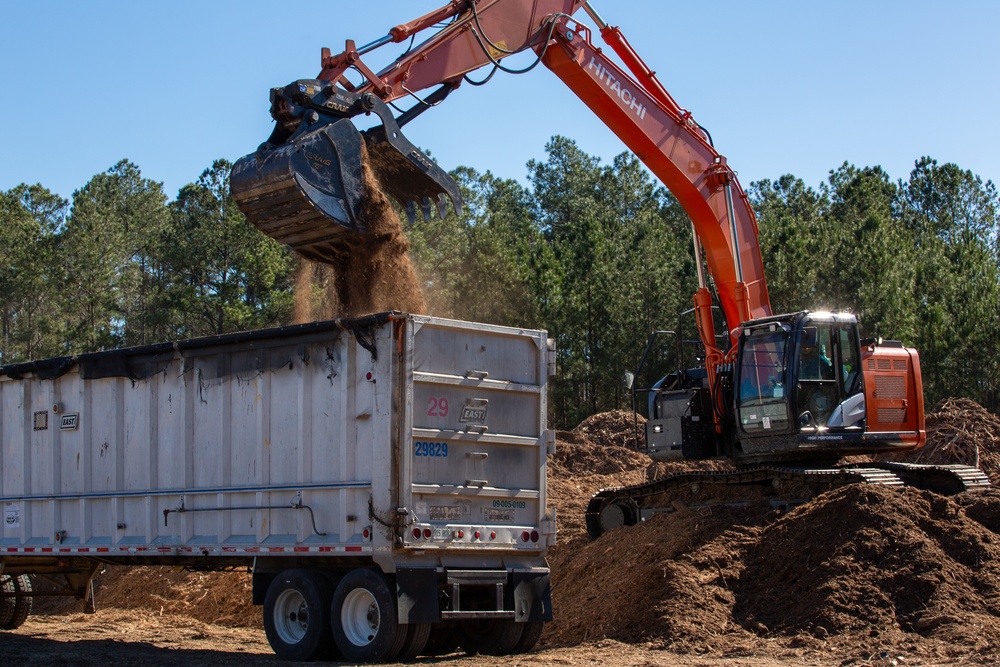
[2,142,997,427]
[1,159,293,359]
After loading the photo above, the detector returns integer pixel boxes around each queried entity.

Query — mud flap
[512,571,552,622]
[396,567,441,624]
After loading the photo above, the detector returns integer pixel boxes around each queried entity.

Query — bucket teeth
[404,195,448,225]
[360,97,462,224]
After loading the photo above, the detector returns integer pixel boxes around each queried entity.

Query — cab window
[798,326,834,381]
[839,327,860,394]
[796,322,863,429]
[737,327,790,435]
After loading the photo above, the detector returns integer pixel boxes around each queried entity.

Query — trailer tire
[0,575,33,630]
[331,568,404,662]
[262,569,336,661]
[396,621,431,661]
[458,618,523,656]
[0,576,12,628]
[511,620,544,653]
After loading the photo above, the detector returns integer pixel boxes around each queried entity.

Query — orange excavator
[231,0,989,539]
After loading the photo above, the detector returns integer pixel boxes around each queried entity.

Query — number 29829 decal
[414,441,449,457]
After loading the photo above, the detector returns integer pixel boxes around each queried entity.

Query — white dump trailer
[0,312,555,661]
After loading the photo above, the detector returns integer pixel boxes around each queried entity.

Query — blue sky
[1,1,997,204]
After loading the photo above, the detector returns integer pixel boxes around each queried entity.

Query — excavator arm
[537,13,771,371]
[231,0,771,386]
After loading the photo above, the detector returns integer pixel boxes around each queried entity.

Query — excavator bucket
[231,119,367,264]
[231,83,461,265]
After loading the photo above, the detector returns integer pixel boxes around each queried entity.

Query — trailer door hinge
[544,429,556,456]
[546,339,557,378]
[542,517,557,540]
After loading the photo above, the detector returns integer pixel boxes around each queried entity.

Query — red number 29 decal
[427,397,449,417]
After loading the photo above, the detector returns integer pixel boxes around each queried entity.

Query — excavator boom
[231,0,768,364]
[232,0,587,263]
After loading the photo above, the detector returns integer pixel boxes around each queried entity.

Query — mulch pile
[544,399,1000,661]
[564,410,646,451]
[35,400,1000,661]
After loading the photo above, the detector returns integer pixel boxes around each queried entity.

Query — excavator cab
[735,309,927,460]
[737,313,865,436]
[631,310,923,464]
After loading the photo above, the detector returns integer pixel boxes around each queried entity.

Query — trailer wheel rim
[341,588,380,647]
[273,588,310,645]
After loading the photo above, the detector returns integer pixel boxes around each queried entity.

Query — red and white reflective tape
[2,544,371,556]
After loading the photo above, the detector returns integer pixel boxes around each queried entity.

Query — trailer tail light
[412,528,421,539]
[456,530,464,539]
[490,531,496,540]
[521,531,530,542]
[531,530,539,542]
[362,528,370,539]
[423,528,432,539]
[474,531,481,540]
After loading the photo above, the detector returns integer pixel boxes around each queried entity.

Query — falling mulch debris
[292,144,426,322]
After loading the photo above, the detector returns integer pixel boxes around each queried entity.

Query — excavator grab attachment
[231,81,461,264]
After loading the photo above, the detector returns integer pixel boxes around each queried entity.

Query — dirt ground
[2,618,906,667]
[6,402,1000,666]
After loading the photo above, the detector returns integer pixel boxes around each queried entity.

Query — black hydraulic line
[467,9,564,76]
[401,34,416,56]
[163,503,327,536]
[698,123,714,147]
[469,0,521,54]
[465,64,499,86]
[391,84,456,127]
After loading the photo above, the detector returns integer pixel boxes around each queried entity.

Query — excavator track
[585,463,990,539]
